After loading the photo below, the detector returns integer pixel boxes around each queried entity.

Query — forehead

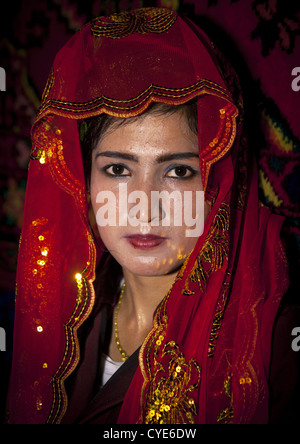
[96,111,199,156]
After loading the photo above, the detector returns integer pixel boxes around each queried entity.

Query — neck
[111,269,177,361]
[121,269,177,324]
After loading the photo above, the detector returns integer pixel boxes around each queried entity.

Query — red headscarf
[8,8,288,424]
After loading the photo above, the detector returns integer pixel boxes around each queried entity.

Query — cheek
[165,229,198,259]
[90,180,123,230]
[97,225,119,249]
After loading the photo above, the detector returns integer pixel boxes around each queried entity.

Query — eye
[165,166,196,179]
[103,164,131,177]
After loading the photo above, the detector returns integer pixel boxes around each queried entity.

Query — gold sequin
[75,270,89,305]
[41,248,48,256]
[239,377,252,385]
[39,149,46,164]
[36,399,43,411]
[143,340,201,424]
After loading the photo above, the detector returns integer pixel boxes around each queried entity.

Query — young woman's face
[90,111,210,276]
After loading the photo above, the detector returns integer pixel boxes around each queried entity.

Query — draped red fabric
[7,8,289,424]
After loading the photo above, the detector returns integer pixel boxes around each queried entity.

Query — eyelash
[165,165,197,180]
[102,163,198,180]
[102,164,130,177]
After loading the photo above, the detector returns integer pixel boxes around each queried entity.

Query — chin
[118,254,183,277]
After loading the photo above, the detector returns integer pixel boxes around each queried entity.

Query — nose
[127,183,165,225]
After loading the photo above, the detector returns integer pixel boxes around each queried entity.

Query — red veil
[8,8,288,424]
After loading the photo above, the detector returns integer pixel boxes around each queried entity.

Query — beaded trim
[37,79,234,119]
[91,8,177,39]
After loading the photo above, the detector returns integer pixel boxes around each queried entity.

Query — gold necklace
[114,282,129,362]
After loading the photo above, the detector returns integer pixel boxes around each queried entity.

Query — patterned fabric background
[0,0,299,421]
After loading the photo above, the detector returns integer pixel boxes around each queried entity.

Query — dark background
[0,0,299,423]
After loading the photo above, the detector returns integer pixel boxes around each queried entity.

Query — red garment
[8,8,289,424]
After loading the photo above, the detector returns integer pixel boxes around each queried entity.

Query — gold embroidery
[47,250,95,424]
[37,79,233,120]
[208,270,231,357]
[217,373,234,424]
[138,282,201,424]
[200,103,238,191]
[91,8,177,39]
[142,341,201,424]
[32,122,89,229]
[179,203,230,296]
[75,270,88,304]
[31,145,47,163]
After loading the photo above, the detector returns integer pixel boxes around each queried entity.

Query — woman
[7,8,295,424]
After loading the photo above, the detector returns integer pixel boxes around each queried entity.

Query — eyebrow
[95,150,199,163]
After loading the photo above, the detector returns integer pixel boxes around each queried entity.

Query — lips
[124,234,166,250]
